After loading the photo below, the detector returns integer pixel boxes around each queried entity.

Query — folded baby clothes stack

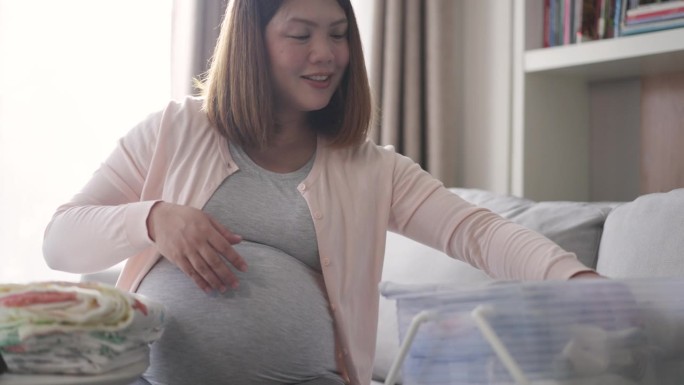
[0,281,165,375]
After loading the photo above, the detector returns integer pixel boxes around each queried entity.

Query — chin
[302,100,334,112]
[308,104,331,112]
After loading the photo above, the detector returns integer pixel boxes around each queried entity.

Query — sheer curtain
[0,1,173,283]
[171,0,228,99]
[370,0,460,186]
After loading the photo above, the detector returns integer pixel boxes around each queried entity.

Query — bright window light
[0,1,172,283]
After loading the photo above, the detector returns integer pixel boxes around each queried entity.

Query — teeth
[306,75,329,81]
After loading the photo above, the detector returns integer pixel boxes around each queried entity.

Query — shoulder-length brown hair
[198,0,372,149]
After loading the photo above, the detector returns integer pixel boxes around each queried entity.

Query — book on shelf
[621,14,684,34]
[626,2,684,23]
[542,0,684,47]
[544,0,615,47]
[627,0,684,17]
[621,0,684,35]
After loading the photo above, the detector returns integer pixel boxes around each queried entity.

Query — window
[0,1,172,283]
[350,0,374,73]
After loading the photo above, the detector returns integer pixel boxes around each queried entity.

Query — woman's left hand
[570,271,605,279]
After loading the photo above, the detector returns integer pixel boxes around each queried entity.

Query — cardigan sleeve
[42,110,163,274]
[387,152,592,280]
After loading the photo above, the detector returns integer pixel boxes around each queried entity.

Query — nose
[309,35,334,64]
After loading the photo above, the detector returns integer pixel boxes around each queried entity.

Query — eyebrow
[287,17,348,28]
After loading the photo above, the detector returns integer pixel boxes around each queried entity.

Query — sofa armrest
[597,188,684,278]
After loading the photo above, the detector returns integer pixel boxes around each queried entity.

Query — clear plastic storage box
[381,278,684,385]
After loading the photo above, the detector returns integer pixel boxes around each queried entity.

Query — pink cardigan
[43,97,592,385]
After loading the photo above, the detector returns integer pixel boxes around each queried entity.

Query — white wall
[460,0,513,194]
[589,79,641,201]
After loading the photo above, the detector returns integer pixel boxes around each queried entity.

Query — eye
[330,29,348,40]
[288,35,310,41]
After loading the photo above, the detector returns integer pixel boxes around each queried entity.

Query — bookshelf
[512,0,684,202]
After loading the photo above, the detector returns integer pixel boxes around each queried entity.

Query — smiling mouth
[302,75,331,82]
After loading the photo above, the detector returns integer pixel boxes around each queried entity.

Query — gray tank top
[136,143,342,385]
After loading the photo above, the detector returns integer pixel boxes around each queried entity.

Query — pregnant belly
[136,242,339,385]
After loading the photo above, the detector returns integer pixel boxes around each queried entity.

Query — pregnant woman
[42,0,598,384]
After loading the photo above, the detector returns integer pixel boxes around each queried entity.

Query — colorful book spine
[550,0,557,46]
[614,0,623,36]
[621,15,684,34]
[544,0,551,47]
[541,0,684,45]
[574,0,584,42]
[626,5,684,24]
[627,0,684,17]
[620,0,684,35]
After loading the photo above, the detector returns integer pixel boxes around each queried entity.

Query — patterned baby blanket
[0,281,165,375]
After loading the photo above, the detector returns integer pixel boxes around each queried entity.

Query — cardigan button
[298,183,306,191]
[322,257,331,266]
[313,211,323,219]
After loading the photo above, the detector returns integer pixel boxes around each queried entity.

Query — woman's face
[265,0,349,117]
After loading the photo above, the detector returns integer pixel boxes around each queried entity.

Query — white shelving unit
[512,0,684,202]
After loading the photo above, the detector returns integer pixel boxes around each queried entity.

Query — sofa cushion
[596,188,684,278]
[373,188,618,383]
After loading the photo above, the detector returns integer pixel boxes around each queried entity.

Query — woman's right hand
[146,202,247,294]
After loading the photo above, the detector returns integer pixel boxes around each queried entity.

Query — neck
[273,108,308,135]
[243,118,317,174]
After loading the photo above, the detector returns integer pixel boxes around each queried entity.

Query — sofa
[371,187,684,385]
[82,187,684,384]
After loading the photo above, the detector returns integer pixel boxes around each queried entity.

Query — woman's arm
[388,153,595,281]
[43,103,248,293]
[43,112,161,274]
